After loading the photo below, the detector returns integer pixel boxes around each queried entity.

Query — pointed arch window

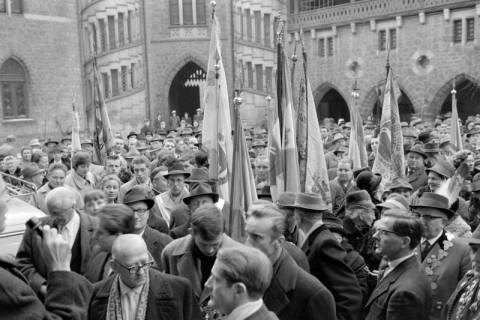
[0,58,28,119]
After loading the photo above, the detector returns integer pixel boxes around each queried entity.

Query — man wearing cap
[162,204,241,318]
[406,144,428,191]
[411,193,471,320]
[365,212,430,320]
[325,133,346,170]
[443,227,480,320]
[169,110,180,130]
[330,159,355,215]
[123,185,172,268]
[389,177,414,203]
[294,193,362,320]
[155,162,190,229]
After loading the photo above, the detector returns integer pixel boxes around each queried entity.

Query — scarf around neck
[106,272,150,320]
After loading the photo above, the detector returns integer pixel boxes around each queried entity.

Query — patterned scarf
[106,273,150,320]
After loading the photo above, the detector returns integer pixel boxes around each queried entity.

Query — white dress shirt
[119,279,144,320]
[60,211,80,249]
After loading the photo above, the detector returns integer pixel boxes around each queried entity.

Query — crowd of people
[1,109,480,320]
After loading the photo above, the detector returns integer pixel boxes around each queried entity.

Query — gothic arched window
[0,58,28,119]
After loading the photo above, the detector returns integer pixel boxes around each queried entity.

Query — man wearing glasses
[88,234,200,319]
[364,212,430,320]
[411,192,470,320]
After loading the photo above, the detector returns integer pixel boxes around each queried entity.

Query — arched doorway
[371,89,415,123]
[168,61,206,118]
[439,79,480,119]
[316,88,350,122]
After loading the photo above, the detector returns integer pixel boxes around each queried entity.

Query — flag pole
[229,89,242,235]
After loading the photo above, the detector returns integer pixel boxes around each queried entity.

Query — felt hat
[127,131,138,139]
[410,192,455,219]
[322,213,345,236]
[389,178,413,191]
[467,129,480,137]
[411,119,424,127]
[180,128,193,136]
[81,138,93,146]
[150,135,164,142]
[406,144,427,159]
[423,142,441,154]
[276,192,297,208]
[426,159,455,179]
[257,185,272,200]
[345,190,375,210]
[252,140,267,148]
[44,138,59,146]
[185,167,211,183]
[183,182,219,205]
[377,194,409,211]
[163,162,191,179]
[123,185,155,209]
[29,139,41,147]
[289,193,330,212]
[21,164,45,180]
[356,171,382,193]
[331,133,346,144]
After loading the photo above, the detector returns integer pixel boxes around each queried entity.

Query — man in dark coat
[88,234,200,320]
[245,203,336,320]
[0,174,93,319]
[16,186,98,299]
[329,158,355,215]
[292,192,363,320]
[364,212,431,320]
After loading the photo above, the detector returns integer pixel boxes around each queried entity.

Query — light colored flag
[372,68,405,184]
[202,13,233,203]
[267,98,284,201]
[451,83,463,150]
[92,59,114,164]
[348,98,368,169]
[296,48,332,207]
[229,105,258,241]
[71,104,82,152]
[278,41,300,193]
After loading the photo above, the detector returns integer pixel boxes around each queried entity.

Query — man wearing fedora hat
[162,204,241,319]
[411,192,471,320]
[443,226,480,320]
[388,177,414,203]
[293,193,362,320]
[155,162,190,228]
[169,182,220,239]
[406,144,428,191]
[123,185,172,268]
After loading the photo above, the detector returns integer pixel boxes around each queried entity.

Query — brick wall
[0,0,83,145]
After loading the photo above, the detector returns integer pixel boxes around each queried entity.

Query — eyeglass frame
[113,259,155,274]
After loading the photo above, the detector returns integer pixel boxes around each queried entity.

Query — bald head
[112,234,149,262]
[46,186,76,210]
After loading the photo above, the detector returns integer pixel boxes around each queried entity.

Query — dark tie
[421,240,431,261]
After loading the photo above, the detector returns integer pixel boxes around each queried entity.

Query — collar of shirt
[299,220,324,248]
[119,278,144,297]
[422,230,444,246]
[168,188,188,203]
[387,252,415,271]
[225,299,263,320]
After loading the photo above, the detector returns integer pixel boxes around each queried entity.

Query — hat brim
[425,168,450,179]
[407,150,428,159]
[410,205,455,219]
[124,198,155,210]
[183,192,219,205]
[163,170,191,179]
[466,238,480,245]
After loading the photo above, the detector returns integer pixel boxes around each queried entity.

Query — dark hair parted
[382,212,424,249]
[98,204,135,235]
[191,204,224,241]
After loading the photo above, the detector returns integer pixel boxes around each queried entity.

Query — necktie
[421,240,431,260]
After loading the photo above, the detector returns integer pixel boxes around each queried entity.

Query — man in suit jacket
[162,204,241,317]
[411,193,471,319]
[292,192,362,320]
[245,203,336,320]
[123,186,172,267]
[16,186,97,298]
[0,173,93,319]
[88,234,200,320]
[364,212,431,320]
[206,245,279,320]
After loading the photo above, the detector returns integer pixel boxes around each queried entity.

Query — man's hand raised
[42,225,71,272]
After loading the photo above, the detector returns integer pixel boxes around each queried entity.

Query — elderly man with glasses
[88,234,200,320]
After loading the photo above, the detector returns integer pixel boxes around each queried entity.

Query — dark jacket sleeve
[305,288,336,320]
[309,236,362,320]
[15,227,46,295]
[180,277,202,320]
[45,271,93,320]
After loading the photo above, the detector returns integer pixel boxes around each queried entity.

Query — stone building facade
[0,0,83,142]
[287,0,480,122]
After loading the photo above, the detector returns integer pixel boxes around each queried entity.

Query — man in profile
[206,244,279,320]
[88,234,200,319]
